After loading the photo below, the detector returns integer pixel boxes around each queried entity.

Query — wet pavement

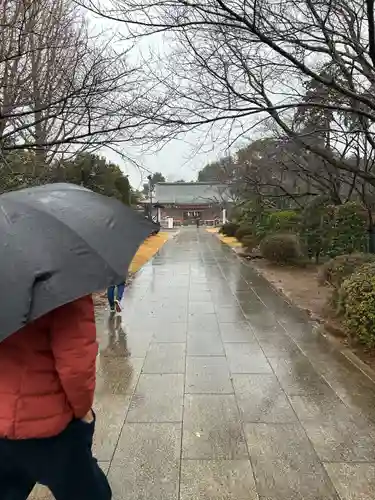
[31,228,375,500]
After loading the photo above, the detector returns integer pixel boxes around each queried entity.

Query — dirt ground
[252,260,329,320]
[251,259,375,372]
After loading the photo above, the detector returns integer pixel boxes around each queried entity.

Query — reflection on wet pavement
[31,228,375,500]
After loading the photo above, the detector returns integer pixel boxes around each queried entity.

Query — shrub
[300,195,334,263]
[254,212,272,240]
[339,263,375,347]
[328,202,367,257]
[300,199,368,262]
[252,211,300,241]
[219,222,239,237]
[319,253,375,289]
[267,210,300,233]
[260,233,302,264]
[241,234,259,252]
[235,223,254,241]
[237,198,266,226]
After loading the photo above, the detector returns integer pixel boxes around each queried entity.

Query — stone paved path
[32,228,375,500]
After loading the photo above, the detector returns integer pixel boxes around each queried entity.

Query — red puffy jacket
[0,295,98,439]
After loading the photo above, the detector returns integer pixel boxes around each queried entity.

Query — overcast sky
[103,128,240,190]
[90,12,238,189]
[91,7,261,190]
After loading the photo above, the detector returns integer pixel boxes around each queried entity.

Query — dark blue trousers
[107,283,125,309]
[0,415,111,500]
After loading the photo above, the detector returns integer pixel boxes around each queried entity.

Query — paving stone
[268,355,331,395]
[187,330,225,356]
[152,323,188,343]
[244,423,339,499]
[301,416,375,462]
[93,394,132,461]
[29,485,54,500]
[127,374,184,422]
[110,423,181,500]
[323,463,375,500]
[188,314,219,332]
[183,394,248,459]
[289,392,354,421]
[190,285,212,293]
[186,357,233,394]
[225,343,272,374]
[233,374,297,423]
[150,307,188,322]
[218,322,257,343]
[256,333,301,357]
[247,312,280,330]
[143,343,186,373]
[216,306,247,323]
[189,301,216,314]
[96,357,144,396]
[189,292,213,302]
[180,460,258,500]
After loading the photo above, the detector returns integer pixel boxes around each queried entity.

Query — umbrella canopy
[0,183,155,341]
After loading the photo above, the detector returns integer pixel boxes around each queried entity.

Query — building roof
[154,182,229,205]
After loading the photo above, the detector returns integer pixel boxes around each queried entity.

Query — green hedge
[260,233,302,264]
[339,263,375,347]
[235,224,254,242]
[220,222,239,237]
[233,199,368,263]
[319,253,375,308]
[301,198,368,262]
[241,234,259,251]
[267,210,300,233]
[252,210,300,240]
[300,196,333,262]
[319,253,375,289]
[329,202,367,257]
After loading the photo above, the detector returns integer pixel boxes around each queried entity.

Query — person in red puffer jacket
[0,295,112,500]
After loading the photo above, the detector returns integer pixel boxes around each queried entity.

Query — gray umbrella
[0,183,156,342]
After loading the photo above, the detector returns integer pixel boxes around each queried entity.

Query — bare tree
[84,0,375,189]
[0,0,160,164]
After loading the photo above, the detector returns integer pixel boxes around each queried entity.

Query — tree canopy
[142,172,166,195]
[0,151,135,205]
